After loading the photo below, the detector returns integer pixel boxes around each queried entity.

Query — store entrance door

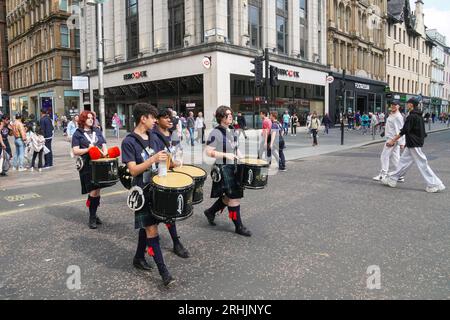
[357,95,367,114]
[125,104,134,132]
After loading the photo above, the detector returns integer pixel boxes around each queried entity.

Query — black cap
[391,99,401,106]
[407,97,419,107]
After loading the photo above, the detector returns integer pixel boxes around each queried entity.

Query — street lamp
[86,0,106,132]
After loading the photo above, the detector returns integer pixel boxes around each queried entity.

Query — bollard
[428,118,431,131]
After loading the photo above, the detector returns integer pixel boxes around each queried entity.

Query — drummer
[203,106,252,237]
[150,107,190,259]
[72,111,108,230]
[121,103,175,286]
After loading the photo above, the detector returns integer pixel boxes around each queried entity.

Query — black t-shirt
[1,126,11,147]
[121,132,157,187]
[207,126,236,165]
[71,128,106,149]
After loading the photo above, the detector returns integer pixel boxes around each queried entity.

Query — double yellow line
[0,190,127,218]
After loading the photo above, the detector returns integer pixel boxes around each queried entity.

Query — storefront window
[64,90,80,117]
[19,97,29,118]
[169,0,184,50]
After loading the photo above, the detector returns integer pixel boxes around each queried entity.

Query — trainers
[18,167,27,172]
[30,167,34,172]
[38,168,42,172]
[173,240,190,259]
[381,176,397,188]
[398,177,405,183]
[372,174,384,181]
[426,184,446,193]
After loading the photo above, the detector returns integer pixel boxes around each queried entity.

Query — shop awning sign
[355,83,370,90]
[124,71,148,80]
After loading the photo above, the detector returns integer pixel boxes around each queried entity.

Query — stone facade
[6,0,80,118]
[0,0,8,112]
[426,28,447,113]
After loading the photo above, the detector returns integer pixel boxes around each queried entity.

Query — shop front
[329,73,387,123]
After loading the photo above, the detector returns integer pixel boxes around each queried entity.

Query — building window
[60,24,70,48]
[62,57,71,80]
[74,29,80,49]
[248,3,262,49]
[168,0,185,50]
[299,0,308,59]
[59,0,68,11]
[126,0,139,59]
[277,16,287,54]
[227,0,233,43]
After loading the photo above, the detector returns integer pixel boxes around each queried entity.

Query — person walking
[0,115,12,159]
[11,114,27,171]
[322,113,332,135]
[29,126,46,172]
[382,98,445,193]
[67,115,79,158]
[194,112,205,144]
[361,113,369,135]
[257,110,272,161]
[268,111,286,171]
[373,101,405,182]
[306,113,312,137]
[39,109,54,169]
[187,111,195,146]
[290,113,299,136]
[236,112,248,139]
[309,112,320,146]
[112,113,122,139]
[282,110,290,136]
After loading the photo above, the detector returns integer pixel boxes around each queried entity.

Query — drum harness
[75,130,99,172]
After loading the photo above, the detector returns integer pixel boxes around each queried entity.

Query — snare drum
[173,165,207,205]
[239,158,269,190]
[91,158,119,188]
[150,172,194,222]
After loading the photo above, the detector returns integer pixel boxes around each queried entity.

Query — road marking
[4,193,41,202]
[0,190,127,217]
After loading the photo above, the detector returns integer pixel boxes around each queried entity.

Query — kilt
[134,192,161,230]
[211,164,244,199]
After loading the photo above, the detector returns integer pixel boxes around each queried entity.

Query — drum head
[240,158,269,166]
[152,172,193,189]
[173,165,206,178]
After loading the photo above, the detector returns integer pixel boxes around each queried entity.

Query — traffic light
[250,56,264,87]
[270,66,279,87]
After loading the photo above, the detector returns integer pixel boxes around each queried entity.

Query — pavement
[0,124,449,299]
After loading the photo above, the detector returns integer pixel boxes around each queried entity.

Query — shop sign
[355,83,370,90]
[202,56,212,69]
[186,103,196,109]
[277,68,300,78]
[124,71,148,80]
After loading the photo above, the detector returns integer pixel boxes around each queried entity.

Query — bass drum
[91,158,119,188]
[172,165,207,205]
[150,172,195,223]
[240,158,269,190]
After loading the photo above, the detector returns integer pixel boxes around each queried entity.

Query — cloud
[423,8,450,44]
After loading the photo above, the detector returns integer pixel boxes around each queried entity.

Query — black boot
[173,238,190,259]
[89,215,97,229]
[133,257,153,271]
[235,225,252,237]
[95,216,103,225]
[204,198,226,226]
[158,264,176,287]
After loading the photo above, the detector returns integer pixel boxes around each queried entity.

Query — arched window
[345,7,351,32]
[339,4,345,31]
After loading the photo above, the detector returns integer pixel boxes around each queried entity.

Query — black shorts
[211,164,244,200]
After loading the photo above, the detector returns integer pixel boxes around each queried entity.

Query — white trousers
[390,147,443,187]
[380,144,400,175]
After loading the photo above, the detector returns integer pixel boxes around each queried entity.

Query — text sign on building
[72,76,89,90]
[277,68,300,78]
[124,71,148,81]
[355,83,370,90]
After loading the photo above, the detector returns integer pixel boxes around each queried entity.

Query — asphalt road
[0,131,449,300]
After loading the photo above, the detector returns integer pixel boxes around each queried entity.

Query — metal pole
[341,70,346,145]
[97,3,106,132]
[265,48,270,105]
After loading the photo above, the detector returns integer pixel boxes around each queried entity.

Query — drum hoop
[173,165,207,177]
[150,208,194,223]
[151,172,194,190]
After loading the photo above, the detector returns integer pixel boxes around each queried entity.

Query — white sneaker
[12,167,17,171]
[426,184,446,193]
[30,167,34,172]
[372,174,384,181]
[381,176,397,188]
[38,168,42,172]
[18,167,27,172]
[398,177,405,183]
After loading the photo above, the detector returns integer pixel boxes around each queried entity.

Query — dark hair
[133,103,157,125]
[260,110,268,117]
[25,123,33,132]
[78,111,95,128]
[15,113,22,120]
[156,107,172,119]
[215,105,232,124]
[40,109,48,115]
[35,126,43,136]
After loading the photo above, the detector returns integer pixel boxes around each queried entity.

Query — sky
[410,0,450,44]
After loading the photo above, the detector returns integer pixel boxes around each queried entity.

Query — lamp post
[86,0,106,132]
